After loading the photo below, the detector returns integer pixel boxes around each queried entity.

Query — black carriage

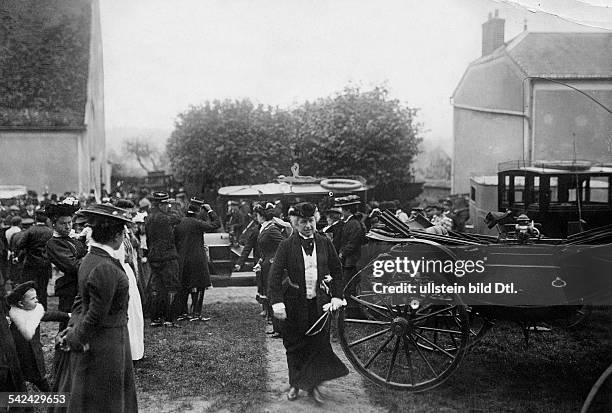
[337,208,612,392]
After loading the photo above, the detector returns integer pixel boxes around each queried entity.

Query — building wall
[82,0,107,199]
[0,130,82,194]
[532,81,612,163]
[452,108,524,194]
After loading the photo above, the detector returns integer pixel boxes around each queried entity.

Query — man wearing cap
[146,191,182,327]
[268,202,348,403]
[335,195,366,319]
[322,205,344,253]
[46,203,88,327]
[174,198,220,321]
[17,210,53,309]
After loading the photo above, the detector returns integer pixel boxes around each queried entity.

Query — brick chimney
[482,9,505,56]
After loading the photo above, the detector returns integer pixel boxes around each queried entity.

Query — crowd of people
[0,185,459,410]
[0,188,221,412]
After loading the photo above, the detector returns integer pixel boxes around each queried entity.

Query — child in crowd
[7,281,69,391]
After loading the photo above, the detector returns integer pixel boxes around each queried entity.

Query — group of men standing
[146,192,220,327]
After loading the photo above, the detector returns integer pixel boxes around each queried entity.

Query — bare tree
[123,137,161,173]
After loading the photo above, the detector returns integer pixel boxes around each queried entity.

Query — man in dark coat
[46,203,87,330]
[175,198,220,321]
[17,211,53,309]
[146,192,182,327]
[335,195,365,318]
[269,202,348,403]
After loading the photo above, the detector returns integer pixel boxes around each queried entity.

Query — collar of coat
[9,303,44,341]
[89,241,118,257]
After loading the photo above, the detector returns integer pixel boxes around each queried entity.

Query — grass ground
[135,302,267,412]
[40,298,267,413]
[361,307,612,412]
[36,296,612,412]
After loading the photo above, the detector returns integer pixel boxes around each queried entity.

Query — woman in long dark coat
[269,202,349,403]
[57,204,137,413]
[254,203,285,337]
[175,199,220,320]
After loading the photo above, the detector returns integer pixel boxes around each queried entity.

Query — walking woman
[268,202,348,403]
[254,203,285,338]
[56,204,137,413]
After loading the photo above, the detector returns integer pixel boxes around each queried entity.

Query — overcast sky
[99,0,612,149]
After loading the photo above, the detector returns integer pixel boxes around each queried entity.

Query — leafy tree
[167,100,295,191]
[167,86,422,192]
[293,85,422,187]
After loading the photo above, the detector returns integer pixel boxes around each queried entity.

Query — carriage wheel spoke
[349,295,393,320]
[345,319,391,326]
[413,332,457,360]
[415,303,434,315]
[413,306,455,323]
[348,328,391,347]
[385,336,401,382]
[364,333,395,369]
[416,326,464,335]
[402,336,416,386]
[408,335,438,377]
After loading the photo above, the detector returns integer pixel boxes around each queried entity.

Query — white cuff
[272,303,286,312]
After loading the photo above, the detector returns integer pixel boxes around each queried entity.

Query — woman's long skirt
[282,299,348,391]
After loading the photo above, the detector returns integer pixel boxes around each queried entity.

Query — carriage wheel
[338,294,471,391]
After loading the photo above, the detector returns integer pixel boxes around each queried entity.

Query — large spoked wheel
[338,241,471,392]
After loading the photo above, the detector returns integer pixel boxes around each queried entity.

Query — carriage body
[338,207,612,392]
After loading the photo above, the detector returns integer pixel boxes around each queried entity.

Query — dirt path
[138,286,385,412]
[260,323,386,413]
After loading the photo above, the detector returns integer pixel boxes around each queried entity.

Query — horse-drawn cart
[337,210,612,393]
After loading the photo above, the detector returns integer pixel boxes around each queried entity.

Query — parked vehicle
[469,160,612,238]
[208,169,369,286]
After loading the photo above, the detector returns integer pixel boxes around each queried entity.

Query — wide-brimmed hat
[7,281,37,306]
[150,191,170,202]
[78,204,133,224]
[334,195,361,208]
[289,202,317,218]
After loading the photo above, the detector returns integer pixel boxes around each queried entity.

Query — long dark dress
[60,246,137,413]
[269,233,349,391]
